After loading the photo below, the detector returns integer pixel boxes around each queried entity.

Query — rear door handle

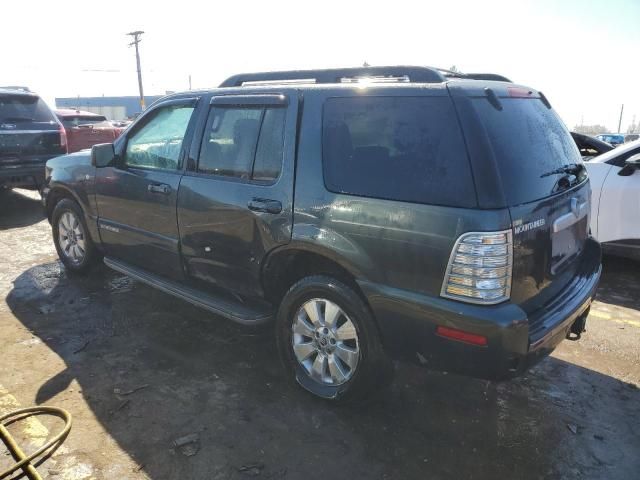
[247,198,282,214]
[147,183,171,195]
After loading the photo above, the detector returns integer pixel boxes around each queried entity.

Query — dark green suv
[42,66,601,402]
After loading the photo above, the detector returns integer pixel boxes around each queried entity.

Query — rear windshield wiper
[540,163,584,178]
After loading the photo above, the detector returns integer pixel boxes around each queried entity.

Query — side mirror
[619,153,640,176]
[91,143,115,168]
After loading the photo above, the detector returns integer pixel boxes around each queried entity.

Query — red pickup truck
[55,109,124,153]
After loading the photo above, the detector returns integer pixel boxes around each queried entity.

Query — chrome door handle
[247,198,282,214]
[147,183,171,195]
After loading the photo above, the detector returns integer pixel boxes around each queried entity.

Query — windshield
[0,95,56,124]
[472,97,584,205]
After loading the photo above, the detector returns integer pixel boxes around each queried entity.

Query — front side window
[125,105,194,170]
[198,105,286,183]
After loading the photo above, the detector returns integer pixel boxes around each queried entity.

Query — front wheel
[52,198,99,273]
[276,275,392,403]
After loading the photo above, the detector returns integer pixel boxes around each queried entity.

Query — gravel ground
[1,188,639,480]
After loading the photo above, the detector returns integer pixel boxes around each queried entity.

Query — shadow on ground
[596,255,640,310]
[5,261,640,480]
[0,189,45,230]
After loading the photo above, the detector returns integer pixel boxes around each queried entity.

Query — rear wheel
[52,198,99,273]
[276,275,392,403]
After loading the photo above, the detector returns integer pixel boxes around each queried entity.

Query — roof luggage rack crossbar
[219,66,447,87]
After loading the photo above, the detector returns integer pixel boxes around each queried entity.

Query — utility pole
[127,31,145,111]
[188,74,192,90]
[617,103,624,133]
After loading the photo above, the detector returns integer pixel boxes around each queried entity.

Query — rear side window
[322,96,476,207]
[198,106,285,183]
[0,95,56,124]
[472,98,583,205]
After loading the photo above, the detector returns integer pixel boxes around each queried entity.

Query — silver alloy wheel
[58,211,86,264]
[291,298,360,386]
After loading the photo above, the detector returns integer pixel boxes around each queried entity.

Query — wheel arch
[47,183,102,249]
[261,242,375,315]
[46,184,80,222]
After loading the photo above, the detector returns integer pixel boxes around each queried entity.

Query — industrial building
[54,95,165,120]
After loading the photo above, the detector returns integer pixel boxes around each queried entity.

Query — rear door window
[472,98,584,205]
[198,105,286,183]
[322,96,476,207]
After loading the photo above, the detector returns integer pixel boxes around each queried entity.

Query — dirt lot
[1,188,639,480]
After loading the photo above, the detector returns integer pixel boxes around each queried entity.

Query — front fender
[45,152,100,244]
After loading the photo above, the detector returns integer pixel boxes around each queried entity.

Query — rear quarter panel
[294,90,512,297]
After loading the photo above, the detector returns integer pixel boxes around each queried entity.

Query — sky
[3,0,639,131]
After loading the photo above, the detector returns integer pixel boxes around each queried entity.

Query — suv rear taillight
[440,230,513,305]
[59,124,68,153]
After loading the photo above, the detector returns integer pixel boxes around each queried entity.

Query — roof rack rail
[435,68,512,83]
[219,66,446,87]
[0,85,32,92]
[463,73,512,82]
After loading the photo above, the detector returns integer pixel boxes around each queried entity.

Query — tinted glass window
[59,115,108,128]
[472,98,584,205]
[125,105,194,170]
[322,96,476,207]
[198,106,285,183]
[253,108,286,182]
[0,95,56,124]
[199,108,262,178]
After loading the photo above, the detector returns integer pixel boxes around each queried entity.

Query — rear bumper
[359,237,602,380]
[0,164,46,188]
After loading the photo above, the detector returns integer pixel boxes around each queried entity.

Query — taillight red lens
[436,326,488,346]
[59,125,68,153]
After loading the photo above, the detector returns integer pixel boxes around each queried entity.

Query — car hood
[45,149,92,169]
[588,138,640,163]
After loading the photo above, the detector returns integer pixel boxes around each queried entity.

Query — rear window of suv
[472,98,584,206]
[322,96,477,208]
[59,115,108,128]
[0,94,57,124]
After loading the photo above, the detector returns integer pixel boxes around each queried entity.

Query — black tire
[52,198,99,274]
[276,275,392,403]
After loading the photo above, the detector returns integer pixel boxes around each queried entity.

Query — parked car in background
[1,88,66,191]
[571,131,614,160]
[55,109,124,153]
[584,139,640,260]
[596,133,625,147]
[625,133,639,143]
[42,66,601,402]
